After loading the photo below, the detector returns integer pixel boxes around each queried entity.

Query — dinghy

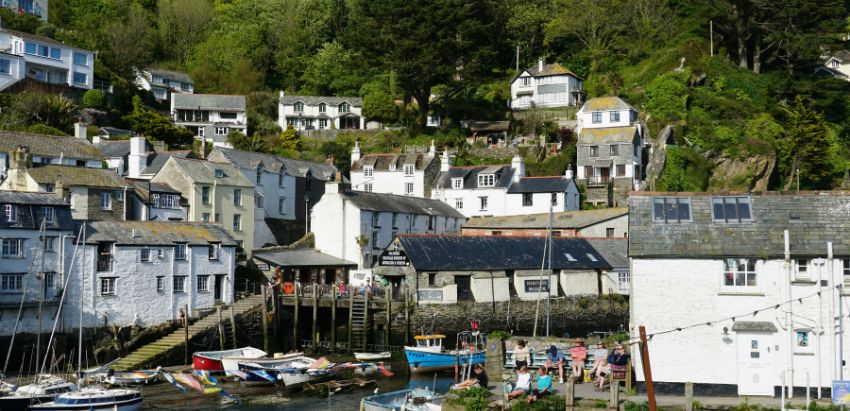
[354,352,392,361]
[193,346,267,373]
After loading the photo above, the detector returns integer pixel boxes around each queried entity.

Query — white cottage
[171,93,247,147]
[278,92,365,131]
[349,141,440,198]
[134,67,194,101]
[629,192,850,397]
[0,28,93,90]
[510,58,583,110]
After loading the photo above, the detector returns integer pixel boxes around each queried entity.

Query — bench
[504,349,598,372]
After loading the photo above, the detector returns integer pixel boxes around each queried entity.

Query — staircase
[350,298,368,351]
[111,294,265,371]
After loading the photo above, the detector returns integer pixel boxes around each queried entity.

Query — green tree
[362,88,398,125]
[123,96,194,146]
[545,0,624,73]
[157,0,214,63]
[301,42,364,96]
[778,96,842,189]
[278,125,300,151]
[227,132,267,152]
[82,89,106,109]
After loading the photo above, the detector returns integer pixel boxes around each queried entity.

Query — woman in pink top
[569,338,587,382]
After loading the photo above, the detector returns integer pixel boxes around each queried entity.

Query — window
[181,82,191,91]
[589,146,599,157]
[479,196,488,211]
[156,276,165,292]
[233,214,242,231]
[279,170,285,187]
[363,166,373,177]
[795,259,809,280]
[592,112,602,123]
[455,198,463,209]
[151,194,180,209]
[339,102,350,113]
[405,183,414,195]
[372,213,380,227]
[201,213,210,222]
[236,240,243,251]
[197,275,210,292]
[428,216,435,230]
[44,272,55,289]
[141,249,152,262]
[44,236,56,252]
[652,197,692,223]
[428,273,437,286]
[844,259,850,286]
[584,166,594,177]
[523,193,533,207]
[208,244,220,260]
[197,127,205,137]
[4,205,18,223]
[278,197,286,214]
[521,77,531,86]
[100,278,116,295]
[711,197,753,223]
[364,183,372,192]
[256,165,263,184]
[215,127,228,135]
[175,243,187,260]
[1,274,23,292]
[371,230,379,246]
[795,330,812,353]
[452,178,463,189]
[388,163,396,171]
[255,194,264,208]
[201,186,210,204]
[606,228,615,238]
[100,192,111,209]
[3,239,23,258]
[214,169,225,178]
[0,58,10,75]
[233,189,242,206]
[552,230,561,237]
[610,145,619,156]
[318,103,326,113]
[319,119,328,129]
[477,174,496,187]
[618,272,630,292]
[72,72,86,85]
[723,258,757,287]
[616,164,626,176]
[220,112,237,119]
[610,111,620,122]
[491,230,502,235]
[392,213,399,228]
[173,276,186,293]
[214,213,220,222]
[404,164,415,176]
[293,102,304,112]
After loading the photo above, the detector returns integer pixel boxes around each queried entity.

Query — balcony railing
[97,254,112,272]
[585,176,610,188]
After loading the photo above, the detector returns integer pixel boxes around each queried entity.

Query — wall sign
[379,250,409,266]
[524,279,549,293]
[833,381,850,404]
[418,289,443,301]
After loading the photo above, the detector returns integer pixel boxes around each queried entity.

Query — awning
[516,90,533,96]
[731,321,777,332]
[594,159,613,167]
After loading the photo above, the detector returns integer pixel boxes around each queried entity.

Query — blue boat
[404,332,486,374]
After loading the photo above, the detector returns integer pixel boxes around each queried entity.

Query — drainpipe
[829,243,839,386]
[784,230,794,399]
[816,256,825,399]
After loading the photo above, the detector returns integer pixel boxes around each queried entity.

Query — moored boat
[28,387,143,411]
[354,352,392,361]
[12,374,77,403]
[361,387,442,411]
[193,347,267,373]
[223,351,300,377]
[404,332,485,374]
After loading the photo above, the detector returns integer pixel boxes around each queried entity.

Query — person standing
[569,338,587,382]
[543,345,565,384]
[514,339,531,369]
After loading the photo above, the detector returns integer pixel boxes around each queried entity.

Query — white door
[736,332,775,396]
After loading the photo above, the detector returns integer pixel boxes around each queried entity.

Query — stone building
[0,129,101,178]
[349,141,440,198]
[461,207,629,238]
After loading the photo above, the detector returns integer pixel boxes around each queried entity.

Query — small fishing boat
[193,346,267,373]
[241,356,336,387]
[404,332,485,374]
[361,387,442,411]
[12,374,77,402]
[222,351,300,377]
[103,368,161,386]
[28,387,143,411]
[355,352,392,361]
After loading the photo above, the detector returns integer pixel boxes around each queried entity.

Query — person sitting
[569,338,587,383]
[452,364,489,390]
[543,345,565,384]
[508,366,532,399]
[607,343,631,381]
[527,367,552,403]
[592,342,609,390]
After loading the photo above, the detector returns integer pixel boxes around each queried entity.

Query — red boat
[192,347,267,372]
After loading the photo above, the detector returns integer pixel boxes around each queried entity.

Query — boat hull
[28,397,142,411]
[193,347,267,373]
[405,348,485,373]
[354,352,392,361]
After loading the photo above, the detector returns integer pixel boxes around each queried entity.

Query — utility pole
[639,326,657,411]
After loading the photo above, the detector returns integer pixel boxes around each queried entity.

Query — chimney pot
[538,58,545,72]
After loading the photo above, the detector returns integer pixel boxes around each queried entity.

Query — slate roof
[141,150,192,175]
[341,190,465,219]
[831,50,850,63]
[506,176,574,193]
[397,235,610,271]
[27,164,125,188]
[581,97,634,111]
[172,94,245,111]
[468,121,511,133]
[0,191,73,231]
[0,131,101,160]
[168,158,253,187]
[578,126,639,145]
[83,221,236,246]
[585,239,628,269]
[0,28,89,51]
[463,207,628,230]
[143,68,193,84]
[519,63,581,80]
[436,165,514,190]
[351,153,435,172]
[98,127,132,137]
[253,249,357,268]
[126,179,182,202]
[629,191,850,258]
[281,95,363,106]
[96,141,132,158]
[210,147,336,179]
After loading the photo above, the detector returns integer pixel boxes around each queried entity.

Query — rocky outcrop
[644,124,673,189]
[708,155,775,192]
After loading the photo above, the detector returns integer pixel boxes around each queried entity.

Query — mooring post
[404,290,411,345]
[331,285,337,354]
[565,376,575,409]
[312,283,318,351]
[626,362,633,392]
[228,305,237,349]
[183,304,189,366]
[293,283,300,351]
[385,292,392,347]
[347,289,354,352]
[684,382,694,411]
[217,307,226,350]
[261,285,270,353]
[609,377,620,409]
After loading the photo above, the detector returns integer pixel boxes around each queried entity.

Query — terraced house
[0,28,93,90]
[349,141,440,198]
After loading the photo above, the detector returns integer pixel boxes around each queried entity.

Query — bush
[27,124,67,136]
[487,330,512,341]
[446,386,490,411]
[82,89,106,109]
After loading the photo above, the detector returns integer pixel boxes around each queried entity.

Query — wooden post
[217,308,226,350]
[385,293,392,347]
[609,378,620,409]
[454,353,460,383]
[364,289,370,350]
[312,284,319,351]
[183,304,189,366]
[228,305,237,349]
[331,285,337,354]
[684,382,694,411]
[347,290,354,352]
[293,284,300,351]
[404,290,410,345]
[261,285,270,353]
[625,362,633,392]
[565,377,575,408]
[639,326,657,411]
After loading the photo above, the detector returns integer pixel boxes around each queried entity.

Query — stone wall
[86,188,125,221]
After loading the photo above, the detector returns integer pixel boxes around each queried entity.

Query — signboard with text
[524,279,549,293]
[379,250,409,267]
[833,381,850,404]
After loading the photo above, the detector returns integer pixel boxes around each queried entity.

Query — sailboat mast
[78,222,86,374]
[35,218,47,373]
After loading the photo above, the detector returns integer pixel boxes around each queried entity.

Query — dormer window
[389,163,396,171]
[293,102,304,112]
[214,169,225,178]
[319,103,327,113]
[256,164,263,184]
[363,166,373,177]
[403,164,414,176]
[477,174,496,187]
[452,178,463,189]
[339,102,350,113]
[592,112,602,123]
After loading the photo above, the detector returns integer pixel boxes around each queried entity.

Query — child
[508,366,531,399]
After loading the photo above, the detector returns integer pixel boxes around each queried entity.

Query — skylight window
[586,253,598,262]
[565,253,577,262]
[652,197,692,223]
[711,197,753,223]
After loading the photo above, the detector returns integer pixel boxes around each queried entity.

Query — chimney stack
[350,140,361,165]
[128,136,148,178]
[538,58,545,72]
[55,180,66,203]
[511,155,525,182]
[565,165,573,179]
[440,147,451,172]
[74,122,87,140]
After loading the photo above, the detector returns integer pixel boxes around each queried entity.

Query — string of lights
[621,286,842,347]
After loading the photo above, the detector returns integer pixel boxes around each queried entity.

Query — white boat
[361,387,442,411]
[12,374,77,402]
[103,368,161,385]
[355,352,392,361]
[272,356,335,387]
[28,387,143,411]
[194,346,267,373]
